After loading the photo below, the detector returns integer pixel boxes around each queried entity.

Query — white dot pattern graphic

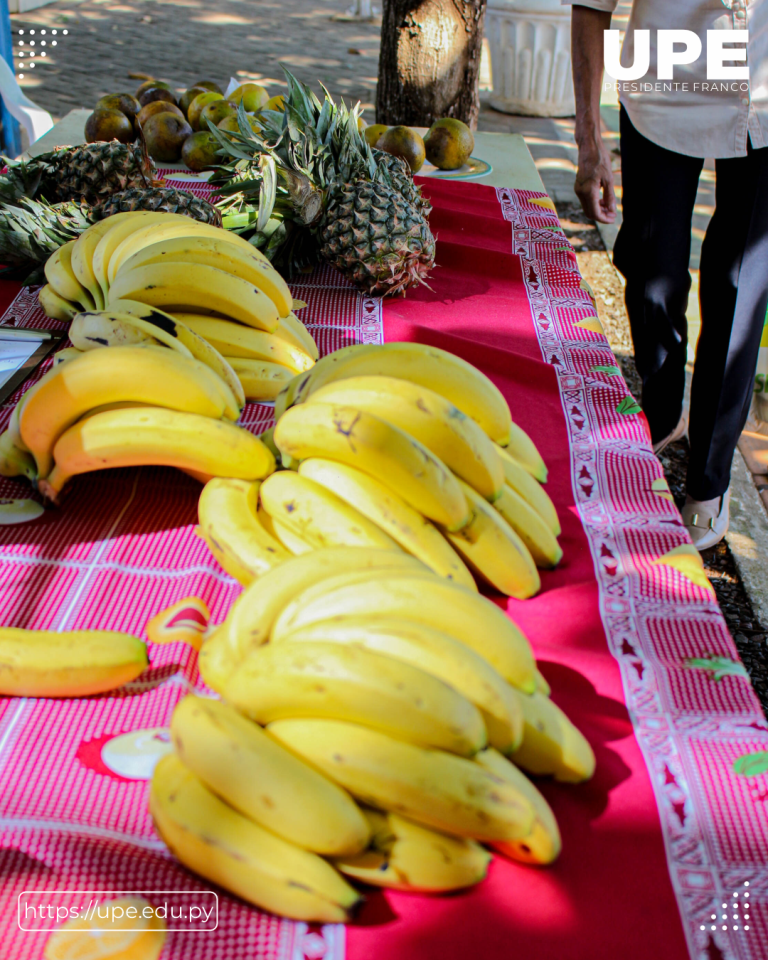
[15,26,70,80]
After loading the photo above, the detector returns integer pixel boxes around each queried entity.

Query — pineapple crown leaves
[0,156,45,204]
[0,196,92,274]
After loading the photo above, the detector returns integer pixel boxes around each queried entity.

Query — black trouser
[613,106,768,501]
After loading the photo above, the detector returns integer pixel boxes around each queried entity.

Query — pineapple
[91,187,221,225]
[0,197,90,273]
[211,71,435,296]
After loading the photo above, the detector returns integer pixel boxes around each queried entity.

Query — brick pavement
[11,0,383,121]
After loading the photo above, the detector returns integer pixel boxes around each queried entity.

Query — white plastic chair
[0,54,53,148]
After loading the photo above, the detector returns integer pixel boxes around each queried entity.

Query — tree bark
[376,0,486,129]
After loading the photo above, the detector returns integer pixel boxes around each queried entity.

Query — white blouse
[562,0,768,158]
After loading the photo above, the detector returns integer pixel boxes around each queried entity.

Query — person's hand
[575,141,617,224]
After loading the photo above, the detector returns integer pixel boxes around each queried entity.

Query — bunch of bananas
[0,339,276,501]
[150,546,593,920]
[39,210,318,402]
[197,341,561,598]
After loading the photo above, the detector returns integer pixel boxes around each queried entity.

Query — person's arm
[571,5,617,223]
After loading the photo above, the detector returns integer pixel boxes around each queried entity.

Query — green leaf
[684,656,749,681]
[616,396,642,416]
[590,365,622,376]
[256,155,277,232]
[733,752,768,777]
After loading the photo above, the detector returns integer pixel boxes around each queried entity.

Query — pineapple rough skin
[91,187,222,226]
[320,180,435,297]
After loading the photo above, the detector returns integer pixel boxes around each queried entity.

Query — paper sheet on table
[0,336,41,391]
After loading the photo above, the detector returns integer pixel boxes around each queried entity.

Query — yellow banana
[497,446,560,535]
[198,478,290,585]
[150,753,361,923]
[278,312,319,361]
[107,218,268,286]
[19,345,238,478]
[285,342,512,445]
[40,406,275,502]
[268,718,535,841]
[72,211,150,309]
[274,372,308,420]
[226,357,295,401]
[225,640,487,756]
[170,695,370,855]
[91,211,192,300]
[260,471,403,552]
[297,458,475,588]
[334,808,491,892]
[172,314,314,373]
[108,262,279,333]
[494,484,562,569]
[275,403,470,531]
[496,429,548,483]
[106,300,245,412]
[198,548,426,693]
[257,504,311,554]
[271,568,536,692]
[69,311,159,351]
[52,347,86,366]
[511,691,596,783]
[0,626,147,696]
[44,239,96,310]
[0,430,37,481]
[443,480,540,599]
[475,747,561,865]
[38,283,77,322]
[535,665,551,696]
[116,234,294,318]
[309,375,505,502]
[276,615,523,754]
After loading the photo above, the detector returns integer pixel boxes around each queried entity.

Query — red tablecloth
[0,178,765,960]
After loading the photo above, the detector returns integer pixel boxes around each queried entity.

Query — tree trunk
[376,0,487,129]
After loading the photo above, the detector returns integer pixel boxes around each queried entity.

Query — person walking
[566,0,768,549]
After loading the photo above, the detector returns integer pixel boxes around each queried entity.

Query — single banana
[116,234,294,318]
[442,480,540,599]
[108,218,269,286]
[92,211,191,300]
[52,347,86,366]
[226,357,295,401]
[278,312,319,361]
[497,446,560,535]
[170,695,370,855]
[150,753,361,923]
[19,346,239,478]
[274,372,309,420]
[69,311,159,350]
[274,403,470,531]
[268,718,535,841]
[107,300,246,412]
[276,616,523,754]
[172,314,314,373]
[511,691,596,783]
[40,406,275,502]
[260,471,404,552]
[224,640,487,757]
[494,484,563,569]
[0,626,147,696]
[0,430,37,481]
[284,342,512,445]
[108,263,279,333]
[198,548,427,693]
[297,458,475,588]
[496,428,548,483]
[44,239,96,310]
[308,375,505,502]
[72,211,149,309]
[266,513,314,554]
[270,569,536,693]
[334,808,492,892]
[475,748,561,865]
[198,477,290,585]
[38,284,77,322]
